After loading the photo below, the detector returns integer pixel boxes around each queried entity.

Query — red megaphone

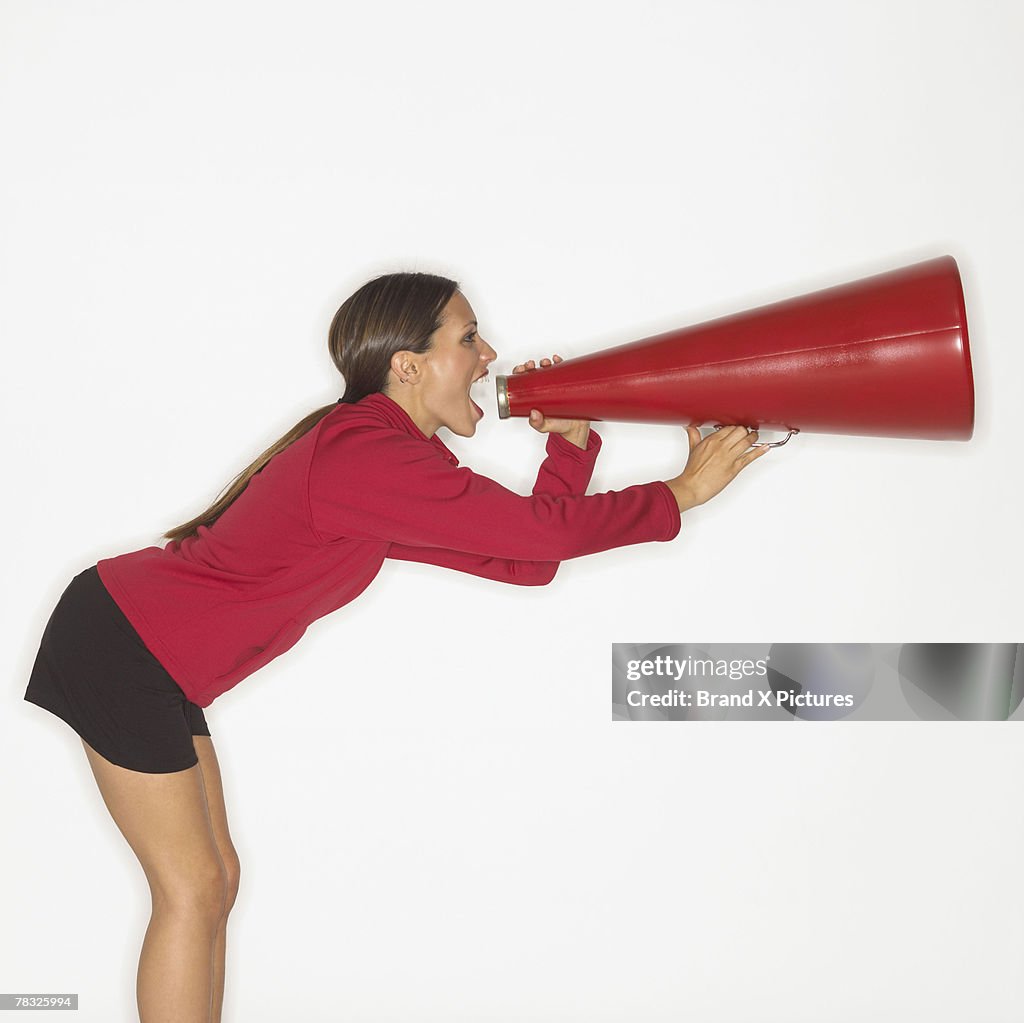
[495,255,974,441]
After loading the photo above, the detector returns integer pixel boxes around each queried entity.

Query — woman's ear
[390,351,418,386]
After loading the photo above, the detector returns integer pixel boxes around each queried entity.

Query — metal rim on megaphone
[496,375,510,420]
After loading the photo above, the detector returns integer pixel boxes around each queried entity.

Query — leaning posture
[25,271,767,1023]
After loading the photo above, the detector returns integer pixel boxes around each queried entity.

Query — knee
[153,863,230,925]
[222,851,241,917]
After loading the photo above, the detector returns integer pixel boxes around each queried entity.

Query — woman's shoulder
[317,393,460,467]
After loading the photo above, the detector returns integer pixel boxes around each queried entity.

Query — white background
[3,1,1022,1020]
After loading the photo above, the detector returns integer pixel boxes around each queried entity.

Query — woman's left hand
[511,354,591,450]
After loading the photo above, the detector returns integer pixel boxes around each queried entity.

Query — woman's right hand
[665,425,770,513]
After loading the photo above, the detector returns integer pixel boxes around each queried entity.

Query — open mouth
[469,372,488,417]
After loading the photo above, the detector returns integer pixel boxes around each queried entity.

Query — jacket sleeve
[308,423,681,562]
[530,428,602,499]
[385,543,559,586]
[385,430,604,586]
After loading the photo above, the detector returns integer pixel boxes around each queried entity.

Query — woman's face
[392,290,497,438]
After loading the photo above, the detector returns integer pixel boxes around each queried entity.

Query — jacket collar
[356,392,460,466]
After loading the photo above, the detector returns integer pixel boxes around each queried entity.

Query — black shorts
[24,564,211,774]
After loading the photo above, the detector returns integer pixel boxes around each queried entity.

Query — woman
[24,271,768,1022]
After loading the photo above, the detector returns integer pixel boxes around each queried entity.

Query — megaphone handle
[711,425,800,448]
[752,428,799,448]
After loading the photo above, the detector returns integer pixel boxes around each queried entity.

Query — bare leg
[81,739,227,1023]
[193,737,241,1023]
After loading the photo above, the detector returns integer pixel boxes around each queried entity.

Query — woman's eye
[463,333,478,344]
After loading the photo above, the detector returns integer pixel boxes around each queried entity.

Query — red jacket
[97,392,681,707]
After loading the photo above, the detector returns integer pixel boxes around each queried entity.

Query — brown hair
[163,271,460,544]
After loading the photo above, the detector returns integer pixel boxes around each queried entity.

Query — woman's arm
[308,422,680,560]
[386,542,558,585]
[383,427,602,586]
[531,429,601,499]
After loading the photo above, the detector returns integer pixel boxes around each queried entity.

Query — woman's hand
[665,425,770,513]
[512,354,590,450]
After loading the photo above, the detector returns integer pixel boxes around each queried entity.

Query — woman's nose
[481,340,497,363]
